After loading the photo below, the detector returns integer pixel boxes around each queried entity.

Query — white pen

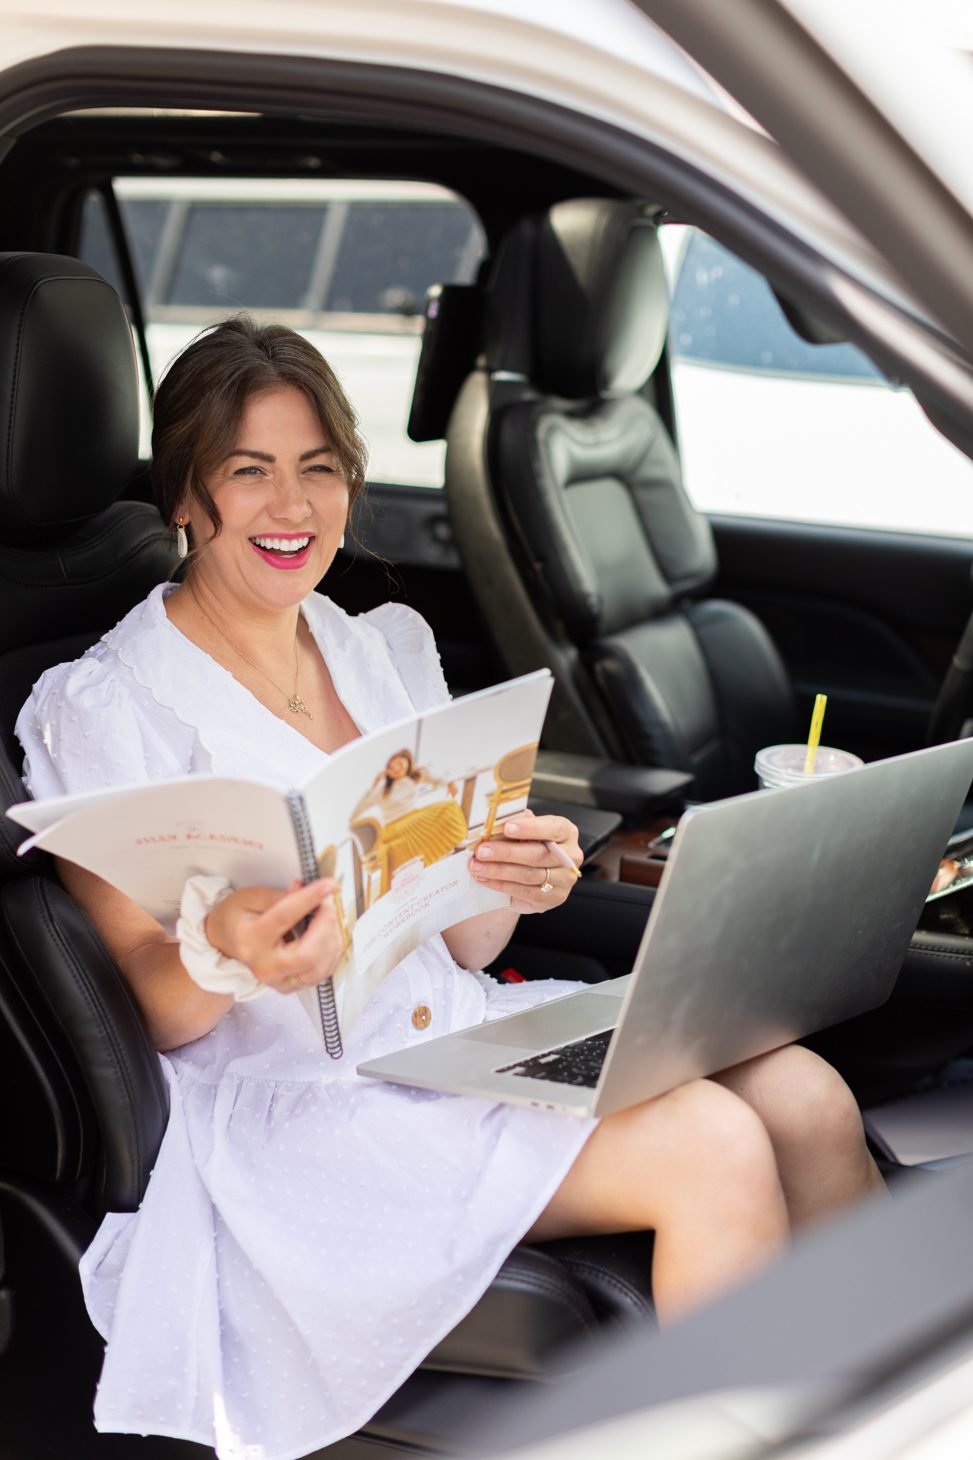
[544,837,582,880]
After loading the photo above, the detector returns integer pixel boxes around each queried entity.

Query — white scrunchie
[176,874,266,1002]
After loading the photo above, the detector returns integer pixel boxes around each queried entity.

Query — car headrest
[0,253,139,545]
[407,283,485,442]
[484,200,668,399]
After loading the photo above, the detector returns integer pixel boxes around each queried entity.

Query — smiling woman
[167,388,356,734]
[155,321,365,746]
[11,315,882,1460]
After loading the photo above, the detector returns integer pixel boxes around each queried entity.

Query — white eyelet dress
[14,584,597,1460]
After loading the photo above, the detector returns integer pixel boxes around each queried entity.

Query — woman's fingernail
[477,845,493,859]
[505,822,520,834]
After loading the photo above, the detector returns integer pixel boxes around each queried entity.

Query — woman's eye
[233,465,264,478]
[306,462,337,475]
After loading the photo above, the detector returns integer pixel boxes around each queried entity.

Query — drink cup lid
[754,743,863,786]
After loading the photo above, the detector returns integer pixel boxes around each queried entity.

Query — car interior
[2,99,973,1459]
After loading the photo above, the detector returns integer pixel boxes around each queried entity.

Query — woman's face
[184,385,349,613]
[386,755,411,780]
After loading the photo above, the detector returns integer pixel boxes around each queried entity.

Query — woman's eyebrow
[222,445,333,464]
[223,449,274,463]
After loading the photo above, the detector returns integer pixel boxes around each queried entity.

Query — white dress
[15,583,597,1460]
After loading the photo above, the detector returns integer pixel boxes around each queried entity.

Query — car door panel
[711,515,972,759]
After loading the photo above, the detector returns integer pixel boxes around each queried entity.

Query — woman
[351,748,468,895]
[16,318,883,1460]
[355,748,459,821]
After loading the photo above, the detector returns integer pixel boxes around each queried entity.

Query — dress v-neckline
[155,584,366,765]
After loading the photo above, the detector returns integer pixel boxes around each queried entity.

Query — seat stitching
[553,1257,653,1317]
[492,1266,599,1331]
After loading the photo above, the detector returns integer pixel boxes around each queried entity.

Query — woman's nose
[272,472,312,520]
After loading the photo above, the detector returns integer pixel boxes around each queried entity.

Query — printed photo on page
[297,672,553,1032]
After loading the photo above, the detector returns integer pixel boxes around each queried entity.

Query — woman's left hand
[470,809,582,914]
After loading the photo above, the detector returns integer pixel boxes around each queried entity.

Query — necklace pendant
[288,694,312,718]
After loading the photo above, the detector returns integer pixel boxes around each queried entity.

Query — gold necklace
[188,584,312,718]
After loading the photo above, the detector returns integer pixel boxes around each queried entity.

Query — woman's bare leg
[712,1044,886,1229]
[525,1077,790,1322]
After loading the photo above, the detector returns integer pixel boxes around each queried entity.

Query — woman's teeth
[250,536,312,554]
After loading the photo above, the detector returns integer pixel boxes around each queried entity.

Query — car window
[78,191,158,442]
[659,224,973,537]
[669,229,879,380]
[325,202,479,316]
[79,192,169,297]
[164,204,327,309]
[79,180,487,486]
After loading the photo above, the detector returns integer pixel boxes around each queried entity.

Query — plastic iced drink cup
[754,743,863,790]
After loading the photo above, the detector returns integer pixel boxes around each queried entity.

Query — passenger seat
[443,198,799,800]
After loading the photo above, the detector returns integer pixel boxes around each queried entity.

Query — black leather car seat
[443,198,799,801]
[0,254,652,1458]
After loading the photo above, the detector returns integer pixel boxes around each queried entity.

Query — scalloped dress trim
[100,585,432,784]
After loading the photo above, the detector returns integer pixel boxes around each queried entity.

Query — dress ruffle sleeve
[362,602,451,711]
[15,641,196,801]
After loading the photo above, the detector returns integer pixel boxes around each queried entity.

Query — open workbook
[8,669,554,1056]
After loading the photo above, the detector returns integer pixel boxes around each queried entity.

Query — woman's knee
[741,1045,866,1158]
[633,1077,782,1199]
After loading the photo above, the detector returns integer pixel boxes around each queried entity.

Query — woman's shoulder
[25,587,159,695]
[305,594,449,711]
[24,585,171,718]
[16,584,194,797]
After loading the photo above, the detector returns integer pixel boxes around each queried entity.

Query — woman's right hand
[205,878,344,995]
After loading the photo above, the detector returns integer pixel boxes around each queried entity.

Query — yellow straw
[803,693,828,775]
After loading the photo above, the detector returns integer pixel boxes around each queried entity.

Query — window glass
[78,192,121,290]
[81,180,486,487]
[660,224,973,537]
[77,190,154,451]
[165,204,326,309]
[124,199,170,294]
[326,202,477,316]
[670,230,879,381]
[78,192,168,296]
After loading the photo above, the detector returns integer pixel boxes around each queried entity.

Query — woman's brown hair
[151,315,368,544]
[383,750,422,795]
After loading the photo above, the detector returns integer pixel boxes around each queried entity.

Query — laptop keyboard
[495,1028,614,1088]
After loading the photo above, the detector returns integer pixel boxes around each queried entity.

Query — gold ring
[540,870,554,893]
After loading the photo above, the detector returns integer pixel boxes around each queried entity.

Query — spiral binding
[287,791,343,1059]
[316,981,342,1058]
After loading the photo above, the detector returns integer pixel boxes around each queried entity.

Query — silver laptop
[358,740,973,1117]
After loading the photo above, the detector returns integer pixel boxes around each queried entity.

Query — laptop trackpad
[462,988,626,1051]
